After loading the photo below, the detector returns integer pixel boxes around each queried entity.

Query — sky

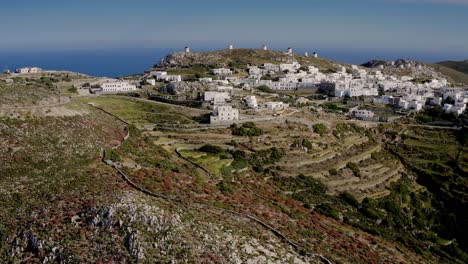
[0,0,467,58]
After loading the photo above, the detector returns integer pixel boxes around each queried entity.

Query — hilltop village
[63,46,468,122]
[1,46,468,263]
[6,46,466,123]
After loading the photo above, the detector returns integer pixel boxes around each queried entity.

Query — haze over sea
[0,47,465,78]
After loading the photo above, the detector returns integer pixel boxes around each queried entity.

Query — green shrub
[105,149,121,162]
[199,144,225,154]
[316,203,340,220]
[346,162,361,177]
[217,182,233,194]
[231,122,264,137]
[257,85,272,93]
[339,192,359,207]
[67,86,78,93]
[322,102,340,112]
[313,123,327,136]
[302,138,313,149]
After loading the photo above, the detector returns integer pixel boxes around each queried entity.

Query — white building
[16,68,29,74]
[431,97,443,105]
[398,99,410,110]
[336,66,347,73]
[158,74,182,82]
[256,80,298,90]
[279,62,301,72]
[270,81,298,90]
[248,66,269,76]
[214,79,229,85]
[443,103,466,115]
[149,71,167,77]
[296,97,311,105]
[146,79,156,86]
[29,67,42,73]
[15,67,42,73]
[217,86,234,92]
[212,68,233,75]
[266,102,288,112]
[101,81,137,93]
[204,91,230,104]
[210,105,239,124]
[263,63,280,72]
[373,95,395,105]
[409,100,424,111]
[244,95,258,108]
[199,77,213,83]
[353,110,374,119]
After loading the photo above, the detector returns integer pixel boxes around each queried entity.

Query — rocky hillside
[151,49,468,86]
[362,59,468,86]
[149,48,338,77]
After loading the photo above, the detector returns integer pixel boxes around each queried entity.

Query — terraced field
[77,97,198,127]
[178,148,233,177]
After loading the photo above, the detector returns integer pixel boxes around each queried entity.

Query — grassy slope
[387,127,468,262]
[424,62,468,85]
[437,60,468,75]
[76,96,198,126]
[0,80,61,106]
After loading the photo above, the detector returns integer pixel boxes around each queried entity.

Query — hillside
[424,62,468,86]
[437,60,468,75]
[150,48,339,79]
[362,59,468,86]
[2,60,468,263]
[154,50,468,86]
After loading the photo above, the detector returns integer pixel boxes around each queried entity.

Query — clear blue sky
[1,0,467,56]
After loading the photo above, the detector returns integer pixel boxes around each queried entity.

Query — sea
[0,47,463,78]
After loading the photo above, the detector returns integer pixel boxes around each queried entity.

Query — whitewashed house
[266,102,288,111]
[204,91,230,104]
[158,74,182,82]
[101,81,137,93]
[398,99,410,110]
[353,110,374,119]
[263,63,280,72]
[409,100,424,111]
[431,97,443,105]
[443,103,465,115]
[212,68,233,75]
[217,86,234,92]
[149,71,167,78]
[210,105,239,124]
[15,67,42,73]
[336,66,347,73]
[199,77,213,83]
[146,79,156,86]
[244,95,258,108]
[279,62,301,72]
[16,68,29,74]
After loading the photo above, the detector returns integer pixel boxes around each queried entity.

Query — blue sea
[0,47,464,78]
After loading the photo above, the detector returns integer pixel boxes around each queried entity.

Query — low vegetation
[230,122,264,137]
